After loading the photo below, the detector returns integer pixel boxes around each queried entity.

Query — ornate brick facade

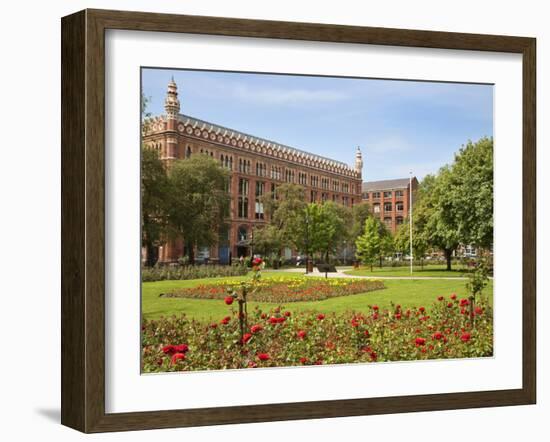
[143,79,363,264]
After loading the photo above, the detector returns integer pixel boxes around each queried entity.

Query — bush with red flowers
[142,293,493,372]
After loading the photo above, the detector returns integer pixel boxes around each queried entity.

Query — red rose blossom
[250,324,263,333]
[475,306,483,315]
[372,305,379,311]
[450,293,457,300]
[220,316,230,325]
[317,313,325,320]
[461,332,472,343]
[257,353,270,361]
[242,332,253,344]
[415,337,426,346]
[174,344,189,353]
[170,353,185,365]
[460,298,470,307]
[395,313,402,320]
[162,345,176,355]
[432,331,443,340]
[447,302,454,308]
[299,357,308,364]
[419,307,426,313]
[284,311,291,317]
[437,296,444,301]
[297,330,307,339]
[224,296,234,305]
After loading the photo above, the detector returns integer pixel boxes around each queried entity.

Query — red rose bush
[142,292,493,372]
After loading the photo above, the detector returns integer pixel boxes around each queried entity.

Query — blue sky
[141,68,493,182]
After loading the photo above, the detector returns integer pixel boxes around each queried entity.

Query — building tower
[355,146,363,176]
[164,76,180,119]
[164,77,180,161]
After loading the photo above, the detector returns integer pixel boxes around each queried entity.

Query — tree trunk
[187,241,195,265]
[379,255,383,268]
[145,240,156,267]
[444,249,452,271]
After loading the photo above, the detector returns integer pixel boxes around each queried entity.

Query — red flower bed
[160,277,385,303]
[142,294,493,372]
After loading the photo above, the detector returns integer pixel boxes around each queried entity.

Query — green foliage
[141,146,170,266]
[407,138,493,270]
[350,202,371,240]
[306,202,349,262]
[355,217,381,270]
[394,217,429,264]
[167,155,231,263]
[446,137,494,248]
[259,183,308,257]
[466,258,491,299]
[141,264,248,282]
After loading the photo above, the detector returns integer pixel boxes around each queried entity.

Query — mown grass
[142,272,493,322]
[344,264,471,278]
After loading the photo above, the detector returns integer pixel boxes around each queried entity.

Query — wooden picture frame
[61,8,536,433]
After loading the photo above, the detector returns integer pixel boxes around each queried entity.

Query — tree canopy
[166,155,230,264]
[141,146,170,266]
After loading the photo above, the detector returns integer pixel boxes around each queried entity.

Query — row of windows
[372,202,405,213]
[238,158,251,173]
[383,216,404,227]
[363,190,405,199]
[219,154,233,170]
[184,145,357,194]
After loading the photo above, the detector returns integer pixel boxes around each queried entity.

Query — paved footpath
[269,267,470,280]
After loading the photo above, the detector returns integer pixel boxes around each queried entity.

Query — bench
[316,264,337,273]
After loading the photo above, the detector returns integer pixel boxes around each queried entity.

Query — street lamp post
[409,171,413,275]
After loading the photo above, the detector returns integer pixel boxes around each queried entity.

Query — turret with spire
[355,146,363,176]
[164,76,180,120]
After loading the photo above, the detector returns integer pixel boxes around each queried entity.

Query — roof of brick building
[178,113,353,171]
[362,178,412,192]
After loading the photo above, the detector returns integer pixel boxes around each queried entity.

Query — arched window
[186,146,191,158]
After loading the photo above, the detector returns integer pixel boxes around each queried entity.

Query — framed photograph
[61,9,536,433]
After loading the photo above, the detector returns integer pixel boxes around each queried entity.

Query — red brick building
[361,177,418,233]
[143,79,363,264]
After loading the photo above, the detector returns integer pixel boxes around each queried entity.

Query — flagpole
[409,171,413,275]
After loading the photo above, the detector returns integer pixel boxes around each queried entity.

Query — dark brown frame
[61,8,536,433]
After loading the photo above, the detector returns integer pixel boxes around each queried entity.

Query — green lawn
[142,272,493,322]
[344,264,471,278]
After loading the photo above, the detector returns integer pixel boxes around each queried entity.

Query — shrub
[141,264,248,282]
[142,293,493,372]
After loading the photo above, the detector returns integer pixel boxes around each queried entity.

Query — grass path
[142,273,493,322]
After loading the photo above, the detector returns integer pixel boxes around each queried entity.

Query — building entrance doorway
[237,246,249,258]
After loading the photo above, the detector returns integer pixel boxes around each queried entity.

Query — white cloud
[228,84,350,105]
[364,135,414,155]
